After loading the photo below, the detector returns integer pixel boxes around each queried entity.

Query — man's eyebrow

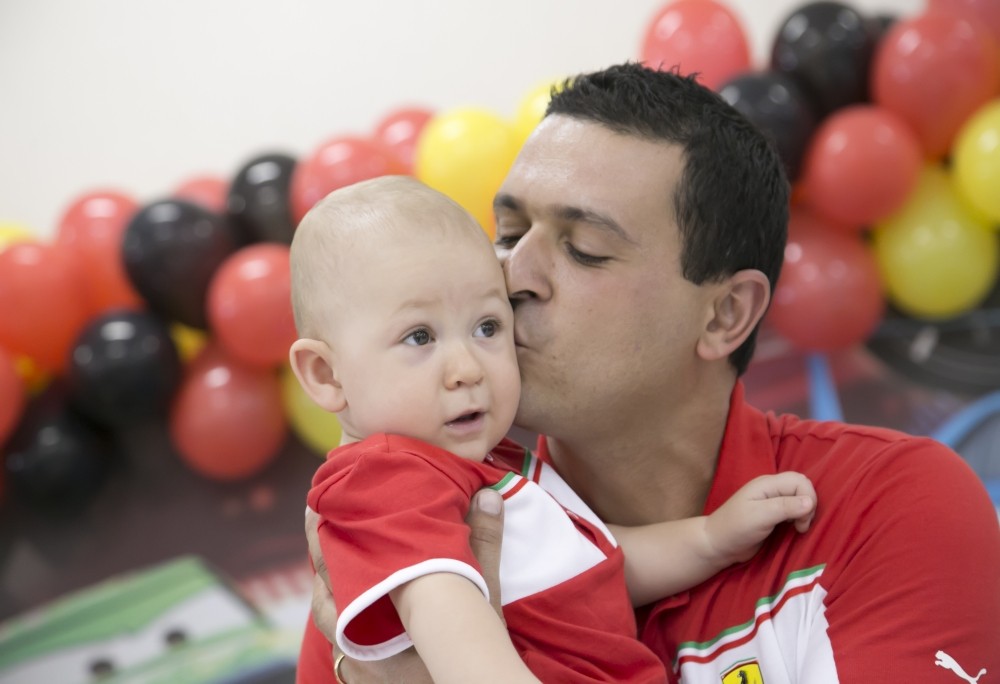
[493,193,521,213]
[494,193,636,245]
[553,205,636,244]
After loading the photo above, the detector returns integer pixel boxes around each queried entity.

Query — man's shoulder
[768,413,987,509]
[768,412,950,467]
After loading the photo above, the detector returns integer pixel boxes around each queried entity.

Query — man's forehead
[508,116,683,187]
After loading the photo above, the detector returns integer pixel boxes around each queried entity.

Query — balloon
[67,311,182,428]
[14,356,51,396]
[0,242,90,373]
[207,244,296,368]
[929,0,1000,46]
[173,175,229,214]
[871,13,898,39]
[290,137,405,224]
[768,207,885,351]
[800,105,923,228]
[122,199,242,329]
[169,345,287,481]
[718,70,819,181]
[770,1,879,117]
[170,323,207,363]
[3,384,112,513]
[513,80,563,149]
[641,0,751,91]
[55,190,144,316]
[873,165,999,319]
[280,365,341,455]
[0,347,25,447]
[872,11,1000,159]
[227,153,298,244]
[415,107,520,238]
[953,99,1000,222]
[373,107,434,173]
[0,222,34,253]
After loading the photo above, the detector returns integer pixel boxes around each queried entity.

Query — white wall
[0,0,923,237]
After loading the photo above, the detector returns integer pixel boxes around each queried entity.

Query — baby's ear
[288,339,346,413]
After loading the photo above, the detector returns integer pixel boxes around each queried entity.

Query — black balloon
[122,199,241,328]
[719,71,819,181]
[3,384,112,513]
[870,14,897,42]
[228,153,298,244]
[67,310,182,428]
[770,1,879,117]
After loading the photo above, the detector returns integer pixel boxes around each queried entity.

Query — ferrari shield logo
[721,660,764,684]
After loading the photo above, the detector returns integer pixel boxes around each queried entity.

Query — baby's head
[289,176,519,461]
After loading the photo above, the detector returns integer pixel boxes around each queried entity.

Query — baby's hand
[704,472,816,565]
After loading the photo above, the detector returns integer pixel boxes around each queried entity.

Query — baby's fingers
[747,473,817,530]
[748,492,816,536]
[747,471,815,500]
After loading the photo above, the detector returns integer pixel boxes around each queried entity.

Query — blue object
[805,354,1000,509]
[806,353,844,422]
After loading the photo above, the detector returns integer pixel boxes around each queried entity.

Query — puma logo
[935,650,987,683]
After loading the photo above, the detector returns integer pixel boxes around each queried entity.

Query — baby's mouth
[447,411,483,426]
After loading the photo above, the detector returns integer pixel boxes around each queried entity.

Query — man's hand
[304,488,506,682]
[305,506,339,645]
[466,488,506,624]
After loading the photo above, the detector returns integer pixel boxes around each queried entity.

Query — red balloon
[373,107,434,173]
[55,190,144,316]
[768,208,885,352]
[0,243,91,373]
[207,244,296,368]
[929,0,1000,47]
[170,345,287,481]
[0,346,25,447]
[289,136,406,224]
[641,0,751,91]
[173,175,229,214]
[800,105,923,229]
[872,11,1000,158]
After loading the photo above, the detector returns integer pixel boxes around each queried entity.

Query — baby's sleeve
[308,444,489,661]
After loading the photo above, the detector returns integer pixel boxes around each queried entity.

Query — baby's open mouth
[448,411,482,425]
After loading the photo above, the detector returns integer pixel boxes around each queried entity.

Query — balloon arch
[1,0,999,510]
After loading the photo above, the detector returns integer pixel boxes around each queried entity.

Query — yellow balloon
[280,365,341,456]
[873,165,999,319]
[415,107,520,239]
[0,222,34,254]
[14,355,50,396]
[953,99,1000,222]
[513,78,564,149]
[170,323,208,363]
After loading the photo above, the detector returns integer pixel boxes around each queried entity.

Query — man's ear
[697,269,771,362]
[289,338,347,413]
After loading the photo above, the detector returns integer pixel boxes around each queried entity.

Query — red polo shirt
[631,382,1000,683]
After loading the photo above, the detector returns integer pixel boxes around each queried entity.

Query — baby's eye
[404,329,432,346]
[474,319,499,338]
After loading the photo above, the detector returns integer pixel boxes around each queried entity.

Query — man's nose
[501,228,552,304]
[444,342,485,389]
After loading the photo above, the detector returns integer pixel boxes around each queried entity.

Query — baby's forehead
[383,204,482,240]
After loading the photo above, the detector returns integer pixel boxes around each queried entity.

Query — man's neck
[546,377,736,527]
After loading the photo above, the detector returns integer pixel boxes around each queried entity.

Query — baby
[289,176,815,684]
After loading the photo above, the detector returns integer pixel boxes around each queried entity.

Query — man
[303,63,1000,683]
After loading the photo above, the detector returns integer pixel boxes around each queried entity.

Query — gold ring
[334,652,348,684]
